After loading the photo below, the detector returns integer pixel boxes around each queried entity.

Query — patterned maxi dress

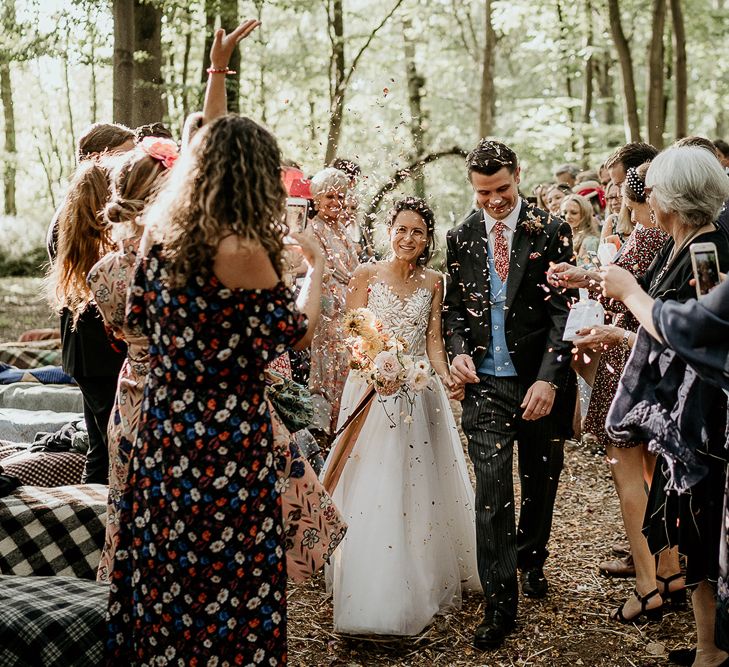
[106,244,306,666]
[307,215,359,436]
[582,223,668,448]
[87,236,148,584]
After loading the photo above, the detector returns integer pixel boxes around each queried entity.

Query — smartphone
[690,241,721,298]
[285,197,309,235]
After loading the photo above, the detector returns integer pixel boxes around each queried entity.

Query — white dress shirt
[482,198,522,259]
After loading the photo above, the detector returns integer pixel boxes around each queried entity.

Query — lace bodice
[367,281,433,357]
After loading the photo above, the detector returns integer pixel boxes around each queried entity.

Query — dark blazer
[443,200,577,391]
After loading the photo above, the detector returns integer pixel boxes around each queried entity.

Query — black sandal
[610,588,663,624]
[656,573,687,606]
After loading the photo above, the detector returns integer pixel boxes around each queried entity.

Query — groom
[444,139,577,649]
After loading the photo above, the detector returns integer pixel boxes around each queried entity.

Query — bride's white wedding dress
[323,281,480,636]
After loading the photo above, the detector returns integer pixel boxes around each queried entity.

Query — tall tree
[0,0,17,215]
[325,0,405,164]
[646,0,667,147]
[113,0,135,126]
[402,18,427,198]
[133,0,164,126]
[669,0,687,139]
[607,0,641,141]
[580,0,595,162]
[555,0,577,154]
[479,0,497,138]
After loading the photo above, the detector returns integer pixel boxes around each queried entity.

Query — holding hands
[547,262,597,290]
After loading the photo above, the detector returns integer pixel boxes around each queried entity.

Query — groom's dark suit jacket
[443,201,577,436]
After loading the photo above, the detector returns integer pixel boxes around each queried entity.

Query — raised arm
[202,19,261,125]
[291,231,325,351]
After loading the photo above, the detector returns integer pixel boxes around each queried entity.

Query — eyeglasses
[606,195,620,202]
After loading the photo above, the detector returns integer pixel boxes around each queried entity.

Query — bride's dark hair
[386,197,436,266]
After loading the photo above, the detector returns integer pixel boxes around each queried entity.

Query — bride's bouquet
[341,307,432,401]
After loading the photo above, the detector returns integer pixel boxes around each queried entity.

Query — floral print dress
[106,244,306,666]
[583,223,668,448]
[307,215,359,436]
[87,236,148,584]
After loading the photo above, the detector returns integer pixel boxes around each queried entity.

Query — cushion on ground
[0,575,107,667]
[0,408,83,443]
[0,383,83,413]
[0,484,107,579]
[0,340,62,370]
[0,448,85,487]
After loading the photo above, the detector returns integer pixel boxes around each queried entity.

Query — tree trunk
[555,0,577,154]
[62,53,76,159]
[402,18,427,198]
[606,0,641,142]
[113,0,135,126]
[325,0,405,164]
[595,57,616,126]
[479,0,496,138]
[219,0,240,114]
[0,61,16,215]
[254,0,267,123]
[581,0,594,163]
[325,0,345,165]
[132,0,164,127]
[181,15,192,119]
[646,0,667,148]
[89,8,98,123]
[669,0,687,139]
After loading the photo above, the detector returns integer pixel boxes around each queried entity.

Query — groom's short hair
[467,140,518,177]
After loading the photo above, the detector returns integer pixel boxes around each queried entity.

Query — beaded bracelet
[206,67,237,75]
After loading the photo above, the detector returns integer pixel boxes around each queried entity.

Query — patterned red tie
[492,221,510,282]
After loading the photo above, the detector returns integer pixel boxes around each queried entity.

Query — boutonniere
[520,208,546,236]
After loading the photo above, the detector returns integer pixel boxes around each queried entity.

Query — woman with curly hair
[105,113,324,665]
[46,159,126,484]
[323,197,479,636]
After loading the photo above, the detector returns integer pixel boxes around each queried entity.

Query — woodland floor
[0,277,695,666]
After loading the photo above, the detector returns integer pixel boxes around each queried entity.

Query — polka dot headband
[625,167,646,203]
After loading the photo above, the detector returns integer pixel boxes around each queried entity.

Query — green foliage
[0,0,727,252]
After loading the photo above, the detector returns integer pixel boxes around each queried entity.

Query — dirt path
[0,277,692,666]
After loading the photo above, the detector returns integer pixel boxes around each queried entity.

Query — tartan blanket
[0,485,107,579]
[0,341,62,371]
[0,575,107,667]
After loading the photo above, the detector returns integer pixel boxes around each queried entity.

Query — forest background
[0,0,727,275]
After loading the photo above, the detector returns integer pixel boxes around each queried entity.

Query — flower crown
[139,136,179,169]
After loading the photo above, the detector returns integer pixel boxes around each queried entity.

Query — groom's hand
[450,354,480,385]
[521,380,556,420]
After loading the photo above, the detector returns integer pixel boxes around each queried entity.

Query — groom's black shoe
[520,566,548,598]
[473,609,515,650]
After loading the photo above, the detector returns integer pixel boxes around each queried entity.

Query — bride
[323,197,480,636]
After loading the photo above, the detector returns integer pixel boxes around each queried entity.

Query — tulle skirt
[323,373,480,636]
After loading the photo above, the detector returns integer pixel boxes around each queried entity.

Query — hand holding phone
[690,241,721,298]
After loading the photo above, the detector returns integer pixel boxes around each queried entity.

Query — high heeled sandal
[656,573,687,606]
[610,587,663,624]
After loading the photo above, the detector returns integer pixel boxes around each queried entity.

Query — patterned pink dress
[87,237,148,583]
[583,224,669,448]
[307,215,360,435]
